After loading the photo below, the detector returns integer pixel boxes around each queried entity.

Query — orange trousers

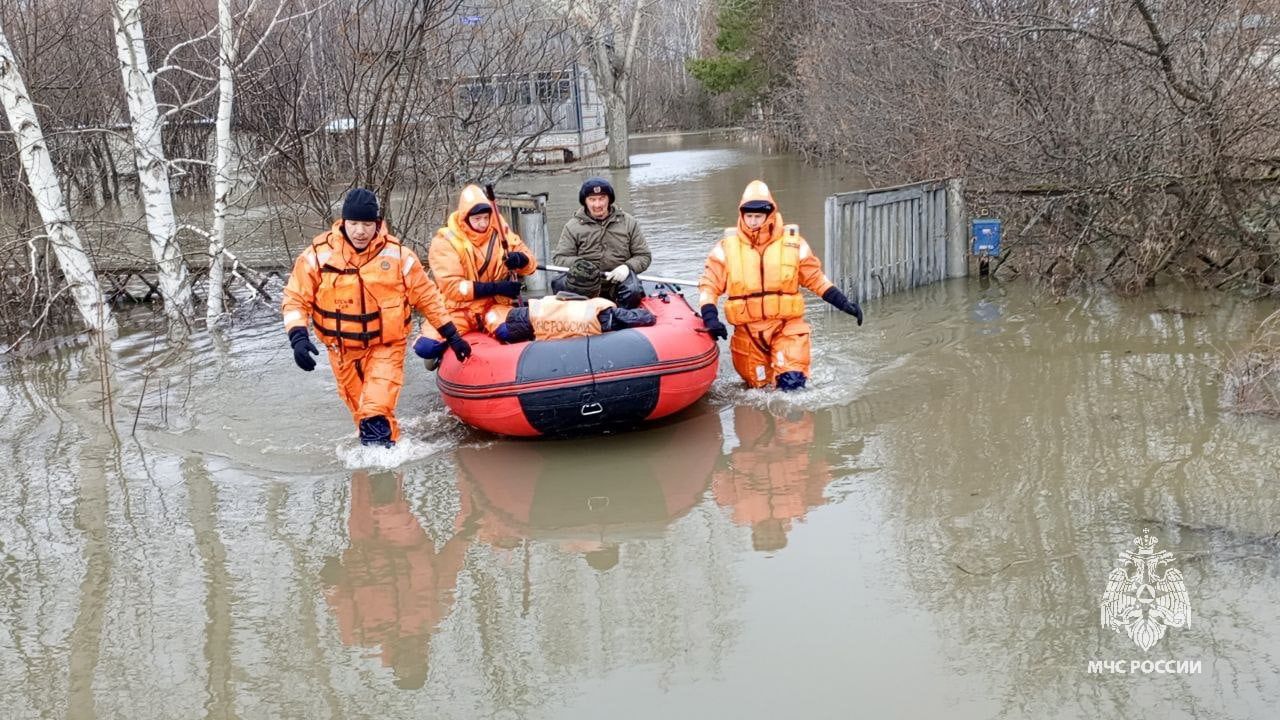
[729,317,811,388]
[327,343,407,441]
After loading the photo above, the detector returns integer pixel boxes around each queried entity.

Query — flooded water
[2,135,1280,719]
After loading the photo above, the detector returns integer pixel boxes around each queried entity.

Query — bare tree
[0,19,115,336]
[571,0,647,167]
[205,0,295,324]
[627,0,722,131]
[204,0,238,325]
[249,0,574,247]
[784,0,1280,296]
[111,0,195,333]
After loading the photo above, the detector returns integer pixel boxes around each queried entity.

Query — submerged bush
[1222,310,1280,417]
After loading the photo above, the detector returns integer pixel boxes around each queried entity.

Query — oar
[484,181,524,307]
[537,263,699,288]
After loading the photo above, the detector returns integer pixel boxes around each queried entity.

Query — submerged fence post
[946,178,968,279]
[823,194,842,290]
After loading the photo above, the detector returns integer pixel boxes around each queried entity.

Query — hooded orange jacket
[282,221,451,348]
[429,186,538,323]
[698,181,833,326]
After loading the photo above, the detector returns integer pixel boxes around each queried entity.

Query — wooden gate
[823,178,968,302]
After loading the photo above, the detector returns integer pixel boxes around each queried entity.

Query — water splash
[337,435,452,470]
[335,409,471,469]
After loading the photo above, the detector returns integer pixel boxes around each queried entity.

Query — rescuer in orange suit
[491,258,655,342]
[412,185,539,365]
[697,180,864,390]
[711,406,831,551]
[320,471,475,690]
[282,188,472,447]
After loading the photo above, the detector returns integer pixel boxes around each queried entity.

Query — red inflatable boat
[436,288,719,437]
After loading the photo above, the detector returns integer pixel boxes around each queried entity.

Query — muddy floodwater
[2,135,1279,719]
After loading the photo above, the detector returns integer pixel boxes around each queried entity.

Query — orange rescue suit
[282,221,451,441]
[711,407,831,552]
[427,185,538,335]
[528,294,616,339]
[699,181,834,388]
[322,471,473,690]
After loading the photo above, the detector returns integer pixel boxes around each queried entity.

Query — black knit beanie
[342,188,381,221]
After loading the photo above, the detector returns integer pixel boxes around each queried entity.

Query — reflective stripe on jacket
[427,204,537,318]
[282,221,449,348]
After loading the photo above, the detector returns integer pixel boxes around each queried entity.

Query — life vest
[529,294,615,339]
[441,223,519,307]
[721,224,806,325]
[310,232,412,349]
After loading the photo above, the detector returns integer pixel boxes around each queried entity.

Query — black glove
[288,326,319,371]
[699,304,728,341]
[613,271,645,309]
[474,280,522,299]
[822,287,863,326]
[504,251,529,270]
[437,322,472,362]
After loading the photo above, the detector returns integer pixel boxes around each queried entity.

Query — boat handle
[580,402,603,416]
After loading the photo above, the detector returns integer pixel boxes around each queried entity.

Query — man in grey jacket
[552,177,651,307]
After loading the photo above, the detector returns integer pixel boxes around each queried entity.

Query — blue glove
[699,304,728,341]
[288,327,319,371]
[413,336,446,359]
[504,251,529,270]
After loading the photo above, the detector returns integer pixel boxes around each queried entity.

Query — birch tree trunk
[0,22,116,335]
[206,0,236,325]
[111,0,195,332]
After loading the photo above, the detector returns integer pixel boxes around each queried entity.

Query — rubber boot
[776,371,807,391]
[358,415,395,448]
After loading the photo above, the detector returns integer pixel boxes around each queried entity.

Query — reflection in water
[436,412,738,714]
[713,406,832,552]
[872,282,1280,719]
[321,471,474,690]
[458,410,720,567]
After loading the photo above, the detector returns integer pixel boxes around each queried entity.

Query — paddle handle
[536,263,699,288]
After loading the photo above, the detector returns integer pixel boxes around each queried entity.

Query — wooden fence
[823,178,969,303]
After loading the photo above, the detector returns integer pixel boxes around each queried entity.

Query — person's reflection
[713,406,832,552]
[321,471,474,690]
[455,411,722,571]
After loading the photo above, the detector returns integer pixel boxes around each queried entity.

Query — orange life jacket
[310,231,412,348]
[721,225,806,325]
[529,295,615,339]
[442,225,516,294]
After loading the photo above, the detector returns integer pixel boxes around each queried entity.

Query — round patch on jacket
[380,261,391,270]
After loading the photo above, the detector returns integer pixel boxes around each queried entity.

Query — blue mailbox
[971,218,1002,256]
